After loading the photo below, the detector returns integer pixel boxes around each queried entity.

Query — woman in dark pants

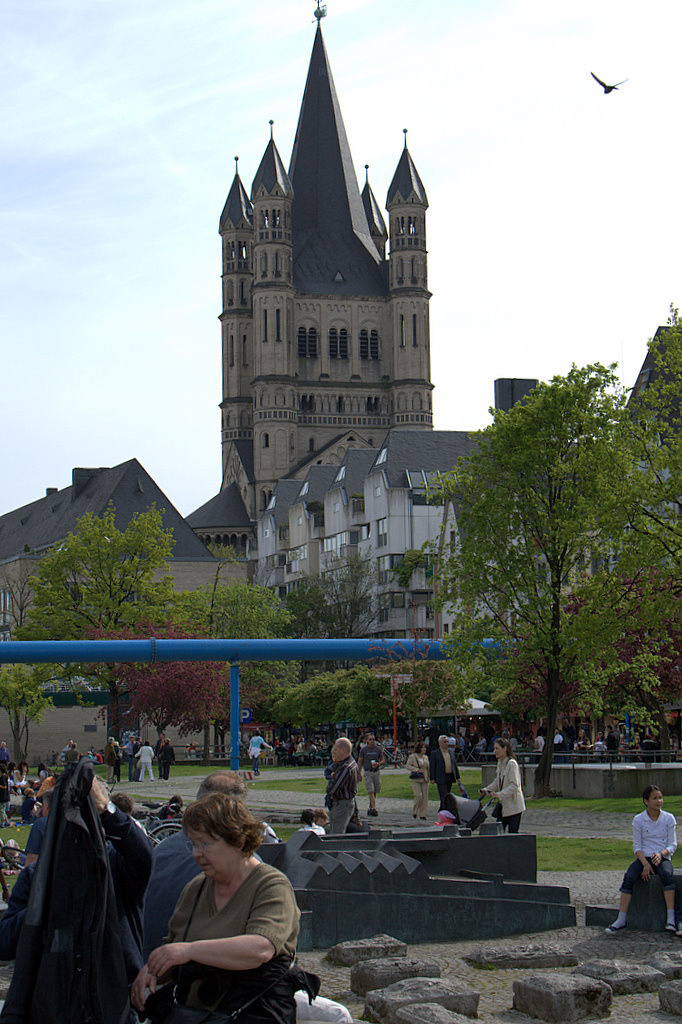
[429,735,460,811]
[479,738,526,833]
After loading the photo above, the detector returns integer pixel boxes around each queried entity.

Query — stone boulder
[652,952,682,980]
[660,979,682,1015]
[464,945,578,969]
[512,973,612,1022]
[394,1005,476,1024]
[326,934,407,967]
[572,958,666,994]
[365,977,480,1023]
[351,956,441,996]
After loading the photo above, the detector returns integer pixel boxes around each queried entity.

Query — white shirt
[138,745,154,763]
[633,808,677,859]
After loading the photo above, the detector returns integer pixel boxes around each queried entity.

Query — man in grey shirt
[357,734,386,817]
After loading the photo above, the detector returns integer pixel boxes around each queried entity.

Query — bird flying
[591,72,628,94]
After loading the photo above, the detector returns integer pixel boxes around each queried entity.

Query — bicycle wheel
[147,822,184,845]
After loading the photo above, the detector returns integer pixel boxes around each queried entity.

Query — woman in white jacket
[480,738,526,833]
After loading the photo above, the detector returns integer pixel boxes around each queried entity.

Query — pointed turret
[220,166,253,232]
[251,126,293,199]
[387,136,428,208]
[362,165,388,260]
[288,24,386,295]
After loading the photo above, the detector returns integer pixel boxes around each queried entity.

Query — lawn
[249,768,484,799]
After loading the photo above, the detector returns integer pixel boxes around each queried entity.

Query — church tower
[217,16,433,522]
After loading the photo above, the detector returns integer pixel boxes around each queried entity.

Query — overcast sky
[3,0,681,517]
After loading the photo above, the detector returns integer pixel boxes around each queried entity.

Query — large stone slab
[660,979,682,1015]
[394,1005,475,1024]
[350,956,441,995]
[572,958,666,994]
[464,944,578,969]
[512,973,612,1021]
[653,952,682,979]
[365,978,480,1023]
[326,934,407,966]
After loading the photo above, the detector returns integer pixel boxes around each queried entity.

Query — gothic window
[307,328,318,358]
[230,241,236,258]
[400,315,405,348]
[339,328,348,359]
[239,240,248,260]
[227,281,234,306]
[263,309,268,342]
[397,216,405,235]
[263,432,270,448]
[260,253,267,277]
[298,327,307,357]
[359,329,369,360]
[242,334,248,366]
[408,216,416,235]
[412,314,418,347]
[239,280,246,304]
[261,210,269,229]
[398,258,404,283]
[329,328,338,359]
[229,335,234,367]
[337,396,344,412]
[273,209,281,227]
[275,308,281,342]
[370,330,379,360]
[411,257,416,282]
[309,437,315,452]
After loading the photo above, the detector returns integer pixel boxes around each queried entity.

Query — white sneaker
[605,922,626,934]
[666,923,677,933]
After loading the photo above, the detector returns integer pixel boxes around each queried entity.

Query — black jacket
[0,758,152,1024]
[429,747,460,786]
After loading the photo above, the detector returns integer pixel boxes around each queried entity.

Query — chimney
[72,468,103,500]
[45,488,58,496]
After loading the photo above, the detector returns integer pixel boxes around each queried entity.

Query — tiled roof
[186,483,251,530]
[0,460,215,563]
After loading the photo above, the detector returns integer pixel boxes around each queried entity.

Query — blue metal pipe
[0,637,466,665]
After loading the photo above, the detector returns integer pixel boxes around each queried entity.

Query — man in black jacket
[430,734,461,811]
[0,761,152,1024]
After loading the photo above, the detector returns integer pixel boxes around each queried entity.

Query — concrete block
[573,958,665,994]
[394,1005,475,1024]
[365,978,480,1023]
[660,979,682,1015]
[464,944,578,969]
[512,973,612,1021]
[326,934,407,966]
[350,956,441,995]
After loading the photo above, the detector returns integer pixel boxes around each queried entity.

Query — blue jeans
[620,857,675,893]
[252,754,260,774]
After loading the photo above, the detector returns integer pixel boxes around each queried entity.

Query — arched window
[337,396,345,412]
[229,335,234,367]
[307,328,318,358]
[328,328,338,359]
[263,432,270,448]
[370,330,379,360]
[359,329,369,360]
[297,327,307,357]
[400,315,406,348]
[309,437,315,452]
[339,328,348,359]
[226,281,234,306]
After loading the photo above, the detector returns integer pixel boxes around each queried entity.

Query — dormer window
[377,448,387,465]
[335,465,346,482]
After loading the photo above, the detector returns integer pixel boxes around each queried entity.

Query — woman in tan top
[405,741,430,819]
[132,793,300,1023]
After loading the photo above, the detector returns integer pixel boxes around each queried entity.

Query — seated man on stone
[606,784,678,934]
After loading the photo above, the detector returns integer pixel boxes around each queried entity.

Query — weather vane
[314,1,327,21]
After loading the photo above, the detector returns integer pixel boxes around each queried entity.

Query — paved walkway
[115,767,635,839]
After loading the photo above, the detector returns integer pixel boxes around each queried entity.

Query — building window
[229,334,234,367]
[242,334,248,366]
[275,308,281,342]
[262,433,269,448]
[329,328,338,359]
[412,314,418,347]
[337,396,344,413]
[370,330,379,360]
[263,309,268,343]
[377,518,388,547]
[359,329,368,359]
[400,315,405,348]
[308,438,315,452]
[339,328,348,359]
[308,328,317,358]
[298,327,307,357]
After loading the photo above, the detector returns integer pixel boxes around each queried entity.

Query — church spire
[288,22,386,295]
[251,123,293,199]
[219,157,253,232]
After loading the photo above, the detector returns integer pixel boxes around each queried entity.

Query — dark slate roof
[251,136,293,198]
[386,145,428,208]
[267,480,302,527]
[370,430,474,488]
[361,178,387,242]
[296,464,337,504]
[219,171,253,232]
[288,25,387,297]
[186,483,251,530]
[227,439,254,484]
[0,460,215,563]
[329,448,378,497]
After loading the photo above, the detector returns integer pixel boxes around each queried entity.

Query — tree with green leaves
[437,364,640,796]
[174,582,295,759]
[0,665,54,761]
[285,553,378,639]
[18,504,175,735]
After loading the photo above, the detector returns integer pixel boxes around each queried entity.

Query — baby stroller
[444,792,496,832]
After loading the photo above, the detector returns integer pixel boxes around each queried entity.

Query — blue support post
[230,662,240,772]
